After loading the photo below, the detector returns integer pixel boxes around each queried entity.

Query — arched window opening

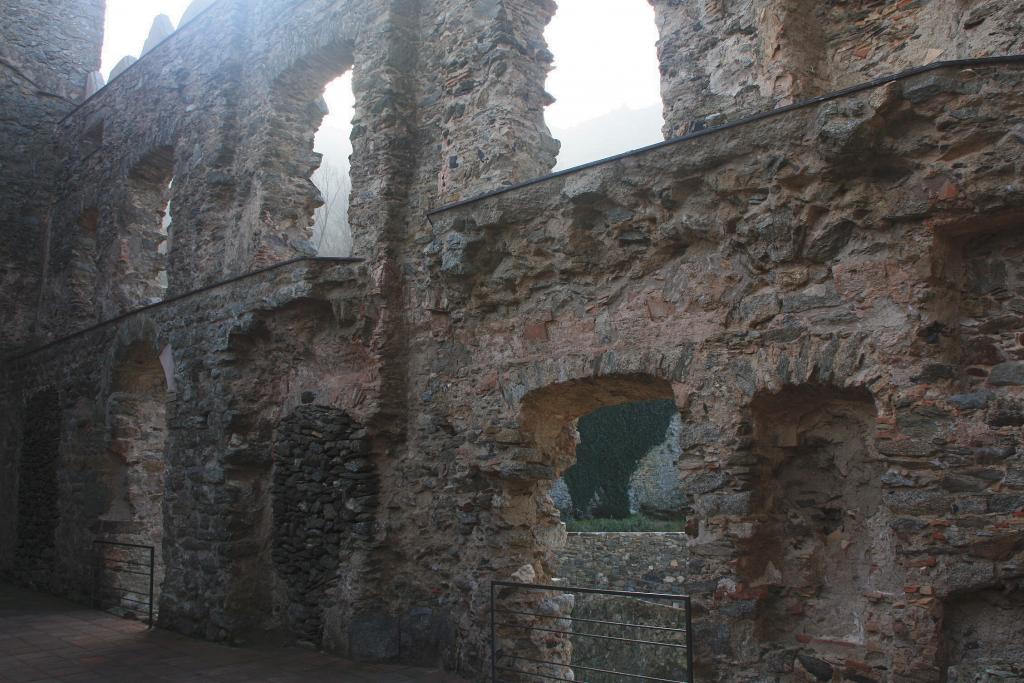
[158,178,173,292]
[517,376,691,583]
[515,376,691,681]
[551,399,685,532]
[311,72,354,257]
[544,0,664,171]
[100,342,169,615]
[117,146,173,310]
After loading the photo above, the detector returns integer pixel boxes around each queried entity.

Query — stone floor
[0,584,467,683]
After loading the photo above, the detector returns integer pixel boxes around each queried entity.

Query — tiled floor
[0,584,466,683]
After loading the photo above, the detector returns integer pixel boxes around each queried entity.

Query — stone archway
[486,375,691,682]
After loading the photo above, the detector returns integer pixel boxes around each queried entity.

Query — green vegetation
[563,399,677,519]
[565,515,685,533]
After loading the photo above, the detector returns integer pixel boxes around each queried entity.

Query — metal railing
[92,541,155,627]
[491,581,694,683]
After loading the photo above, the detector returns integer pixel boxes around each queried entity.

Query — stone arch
[521,373,678,479]
[204,296,377,644]
[234,35,357,268]
[486,374,690,682]
[745,383,895,680]
[498,373,684,585]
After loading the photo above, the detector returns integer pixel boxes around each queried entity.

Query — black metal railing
[92,541,155,627]
[491,581,694,683]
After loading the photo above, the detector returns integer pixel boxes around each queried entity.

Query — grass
[564,515,686,533]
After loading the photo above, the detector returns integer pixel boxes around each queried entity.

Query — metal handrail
[427,54,1024,218]
[491,581,695,683]
[495,607,689,634]
[92,540,156,628]
[6,256,361,363]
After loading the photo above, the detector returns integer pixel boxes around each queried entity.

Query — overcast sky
[102,0,663,166]
[545,0,661,130]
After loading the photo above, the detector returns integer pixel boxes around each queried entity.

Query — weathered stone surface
[989,362,1024,386]
[271,406,373,644]
[83,70,103,97]
[1,2,1023,683]
[0,0,104,352]
[108,55,136,82]
[180,0,216,26]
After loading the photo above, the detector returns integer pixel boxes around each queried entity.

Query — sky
[101,0,664,167]
[544,0,662,131]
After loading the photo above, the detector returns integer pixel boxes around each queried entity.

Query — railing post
[685,595,695,682]
[91,540,155,626]
[91,541,99,610]
[490,582,497,683]
[148,545,155,629]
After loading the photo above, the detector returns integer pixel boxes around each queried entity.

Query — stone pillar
[648,0,827,136]
[428,0,559,204]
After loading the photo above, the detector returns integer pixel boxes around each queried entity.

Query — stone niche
[13,389,62,589]
[942,587,1024,681]
[958,227,1024,391]
[98,341,169,610]
[747,385,893,680]
[270,405,374,645]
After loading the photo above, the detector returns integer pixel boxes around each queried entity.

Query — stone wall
[649,0,1024,136]
[271,405,375,645]
[426,61,1024,681]
[1,258,375,634]
[11,390,62,590]
[1,1,1023,681]
[0,0,104,352]
[556,532,695,595]
[942,587,1024,681]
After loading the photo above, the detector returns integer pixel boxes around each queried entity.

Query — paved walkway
[0,584,466,683]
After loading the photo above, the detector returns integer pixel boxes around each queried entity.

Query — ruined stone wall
[38,0,247,336]
[1,259,375,635]
[271,406,375,644]
[2,1,1023,681]
[424,62,1024,680]
[0,0,104,353]
[11,390,62,590]
[649,0,1024,136]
